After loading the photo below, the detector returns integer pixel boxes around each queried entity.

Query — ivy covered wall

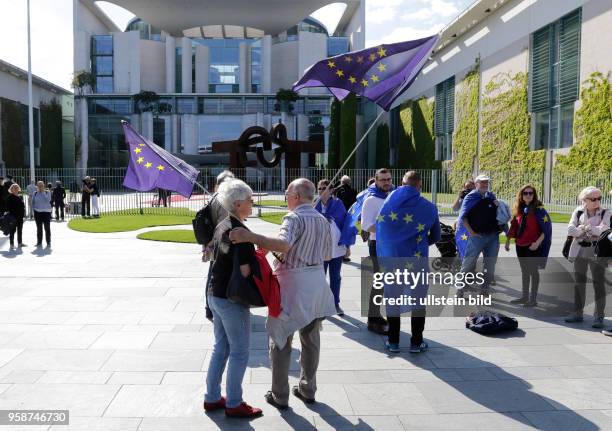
[395,97,438,170]
[479,71,546,194]
[375,123,390,167]
[40,99,63,168]
[0,98,24,168]
[327,99,341,169]
[448,68,479,190]
[339,93,357,169]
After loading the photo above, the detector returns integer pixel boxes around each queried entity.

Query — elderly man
[229,178,336,409]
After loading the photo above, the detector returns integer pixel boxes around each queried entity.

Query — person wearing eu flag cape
[355,169,395,335]
[456,175,501,298]
[315,179,356,316]
[376,171,440,353]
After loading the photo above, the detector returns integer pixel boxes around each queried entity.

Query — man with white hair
[335,175,357,211]
[229,178,336,409]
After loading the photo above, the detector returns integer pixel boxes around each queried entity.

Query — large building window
[530,8,581,150]
[205,39,241,93]
[125,19,162,41]
[251,40,262,93]
[434,76,455,160]
[88,116,129,167]
[91,35,113,93]
[175,47,182,93]
[328,37,350,57]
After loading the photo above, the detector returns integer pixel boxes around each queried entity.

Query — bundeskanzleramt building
[389,0,612,179]
[74,0,365,169]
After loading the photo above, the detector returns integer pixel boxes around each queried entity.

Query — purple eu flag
[122,121,199,198]
[293,35,439,111]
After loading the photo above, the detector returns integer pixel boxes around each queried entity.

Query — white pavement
[0,217,611,430]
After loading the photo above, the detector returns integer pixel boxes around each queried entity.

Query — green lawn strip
[137,229,197,244]
[260,212,288,225]
[255,200,288,207]
[68,213,194,233]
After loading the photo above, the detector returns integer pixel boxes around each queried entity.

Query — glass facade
[274,18,328,44]
[91,35,113,93]
[327,37,350,57]
[88,116,130,167]
[126,18,162,41]
[251,39,262,93]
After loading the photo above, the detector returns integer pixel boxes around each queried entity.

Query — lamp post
[27,0,35,183]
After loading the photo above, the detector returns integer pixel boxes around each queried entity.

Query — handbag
[226,248,265,308]
[563,210,583,260]
[0,212,17,236]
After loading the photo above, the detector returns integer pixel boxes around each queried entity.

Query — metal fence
[3,167,612,219]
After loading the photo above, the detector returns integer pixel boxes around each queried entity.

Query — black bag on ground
[0,213,17,236]
[192,195,216,245]
[562,209,584,260]
[226,251,265,308]
[465,311,518,335]
[595,228,612,258]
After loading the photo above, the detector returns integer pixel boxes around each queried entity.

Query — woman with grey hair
[565,186,611,328]
[204,179,262,418]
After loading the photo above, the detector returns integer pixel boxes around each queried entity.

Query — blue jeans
[324,256,343,306]
[205,295,250,408]
[460,232,499,288]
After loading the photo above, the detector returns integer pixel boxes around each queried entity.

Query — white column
[181,37,192,93]
[172,114,179,153]
[239,42,248,93]
[195,45,210,93]
[262,35,272,94]
[165,36,176,93]
[141,112,153,140]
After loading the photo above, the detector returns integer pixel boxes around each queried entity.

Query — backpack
[192,195,217,245]
[465,311,518,335]
[562,210,584,260]
[0,212,17,236]
[595,228,612,258]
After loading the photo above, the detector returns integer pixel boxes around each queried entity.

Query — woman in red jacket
[505,185,551,307]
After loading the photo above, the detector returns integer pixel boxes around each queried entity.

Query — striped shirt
[273,203,332,271]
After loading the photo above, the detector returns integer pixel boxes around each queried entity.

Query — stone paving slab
[0,217,610,430]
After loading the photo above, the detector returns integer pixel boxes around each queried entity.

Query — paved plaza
[0,217,611,430]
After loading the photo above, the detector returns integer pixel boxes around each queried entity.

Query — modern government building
[72,0,611,173]
[74,0,366,169]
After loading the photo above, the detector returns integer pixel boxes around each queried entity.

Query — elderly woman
[204,178,262,418]
[565,186,611,328]
[32,180,53,247]
[6,183,26,249]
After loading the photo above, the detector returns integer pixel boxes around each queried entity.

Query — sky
[0,0,473,91]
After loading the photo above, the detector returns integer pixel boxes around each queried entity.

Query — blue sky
[0,0,473,90]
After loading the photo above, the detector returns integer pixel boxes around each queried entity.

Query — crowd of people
[196,169,611,418]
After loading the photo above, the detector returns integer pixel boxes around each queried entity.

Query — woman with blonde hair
[565,186,611,328]
[6,183,26,249]
[505,185,552,307]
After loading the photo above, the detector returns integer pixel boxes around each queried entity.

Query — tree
[275,88,299,113]
[71,71,95,96]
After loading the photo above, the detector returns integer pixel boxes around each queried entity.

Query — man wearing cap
[457,174,500,296]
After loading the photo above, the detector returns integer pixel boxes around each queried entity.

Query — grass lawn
[137,229,197,243]
[255,200,287,207]
[260,212,288,225]
[68,208,195,233]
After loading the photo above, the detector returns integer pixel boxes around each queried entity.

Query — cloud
[400,8,435,22]
[366,0,406,24]
[367,24,444,48]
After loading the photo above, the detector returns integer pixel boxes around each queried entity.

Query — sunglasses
[522,191,534,196]
[586,197,602,202]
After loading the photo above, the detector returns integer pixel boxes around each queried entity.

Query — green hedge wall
[0,98,24,168]
[375,123,390,167]
[339,93,357,169]
[327,99,341,169]
[40,99,63,168]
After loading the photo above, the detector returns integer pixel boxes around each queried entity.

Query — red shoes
[204,397,263,418]
[224,402,263,418]
[203,397,226,411]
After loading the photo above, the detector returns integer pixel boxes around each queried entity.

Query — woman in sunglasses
[505,185,551,307]
[565,186,611,328]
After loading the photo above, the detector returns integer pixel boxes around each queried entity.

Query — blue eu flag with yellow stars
[122,121,200,198]
[293,36,439,111]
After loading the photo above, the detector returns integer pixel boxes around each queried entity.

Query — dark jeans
[516,245,540,300]
[9,219,23,245]
[81,194,90,216]
[34,211,51,245]
[54,202,64,220]
[324,256,343,306]
[388,310,426,345]
[573,256,606,318]
[368,240,383,321]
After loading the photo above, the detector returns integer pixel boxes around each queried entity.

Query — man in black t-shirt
[458,175,500,295]
[334,175,358,211]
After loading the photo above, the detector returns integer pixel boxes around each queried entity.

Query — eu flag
[345,184,393,235]
[122,121,200,198]
[293,36,439,111]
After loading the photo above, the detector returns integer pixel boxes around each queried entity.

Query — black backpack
[192,195,218,246]
[595,228,612,258]
[0,212,17,236]
[465,311,518,335]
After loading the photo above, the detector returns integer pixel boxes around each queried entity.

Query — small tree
[134,91,173,117]
[275,88,299,113]
[71,71,95,96]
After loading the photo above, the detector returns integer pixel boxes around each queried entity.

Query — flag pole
[26,0,35,183]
